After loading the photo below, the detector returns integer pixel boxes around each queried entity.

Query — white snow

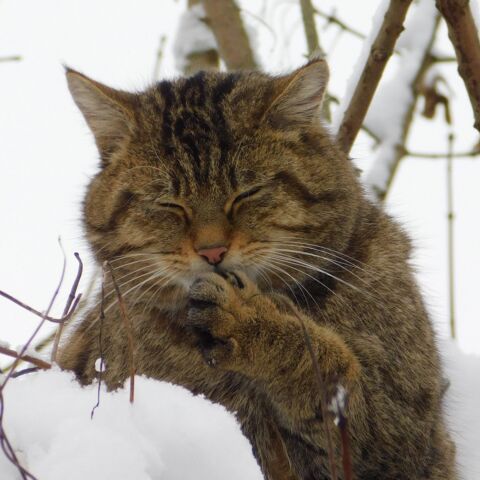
[470,0,480,33]
[94,357,106,373]
[442,341,480,480]
[0,370,262,480]
[172,3,218,72]
[331,0,391,132]
[363,0,438,197]
[0,342,478,479]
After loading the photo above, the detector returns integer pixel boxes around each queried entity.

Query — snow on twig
[364,0,440,201]
[334,0,414,153]
[173,1,218,74]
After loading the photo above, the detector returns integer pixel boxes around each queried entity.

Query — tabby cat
[59,59,457,479]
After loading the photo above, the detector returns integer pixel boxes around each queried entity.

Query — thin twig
[1,243,66,391]
[91,263,107,418]
[51,252,84,363]
[152,35,167,80]
[300,0,322,55]
[0,289,81,324]
[338,413,353,480]
[299,0,332,121]
[0,55,21,63]
[0,390,37,480]
[336,0,414,153]
[282,306,339,480]
[314,7,365,41]
[404,148,480,159]
[0,345,51,370]
[446,131,456,339]
[436,0,480,132]
[0,242,71,480]
[107,262,135,403]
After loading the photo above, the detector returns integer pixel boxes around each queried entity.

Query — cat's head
[67,60,362,309]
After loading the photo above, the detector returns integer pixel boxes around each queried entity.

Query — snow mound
[0,342,478,479]
[0,370,262,480]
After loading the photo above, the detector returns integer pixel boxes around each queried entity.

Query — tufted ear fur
[264,59,329,128]
[65,67,137,164]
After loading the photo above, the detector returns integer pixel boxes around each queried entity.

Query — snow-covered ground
[0,341,478,479]
[0,371,262,480]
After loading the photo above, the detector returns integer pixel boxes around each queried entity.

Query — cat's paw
[185,271,257,368]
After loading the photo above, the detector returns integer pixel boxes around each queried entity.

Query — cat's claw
[185,271,253,368]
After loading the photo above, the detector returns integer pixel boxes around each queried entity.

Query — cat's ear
[65,67,136,163]
[263,58,329,128]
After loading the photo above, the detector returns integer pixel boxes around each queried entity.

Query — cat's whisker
[268,252,376,301]
[274,236,376,272]
[271,247,374,289]
[133,269,178,310]
[258,259,318,309]
[266,256,361,318]
[256,260,315,310]
[140,272,179,317]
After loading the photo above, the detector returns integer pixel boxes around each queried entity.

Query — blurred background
[0,0,479,358]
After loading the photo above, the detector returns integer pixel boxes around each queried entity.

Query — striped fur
[60,61,457,480]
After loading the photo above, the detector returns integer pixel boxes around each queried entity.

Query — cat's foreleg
[184,271,362,427]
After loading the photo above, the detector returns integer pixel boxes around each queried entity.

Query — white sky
[0,0,479,357]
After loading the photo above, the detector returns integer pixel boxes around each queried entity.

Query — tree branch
[300,0,322,55]
[201,0,257,70]
[0,55,21,63]
[404,147,480,158]
[364,6,442,202]
[336,0,414,153]
[314,8,366,41]
[436,0,480,132]
[0,345,51,370]
[299,0,332,121]
[107,262,136,404]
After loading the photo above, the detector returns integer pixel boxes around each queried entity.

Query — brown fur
[59,60,457,479]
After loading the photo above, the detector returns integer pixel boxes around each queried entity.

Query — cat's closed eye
[228,186,263,218]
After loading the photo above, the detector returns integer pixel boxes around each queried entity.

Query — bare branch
[0,345,51,370]
[152,35,167,80]
[0,288,81,325]
[314,8,366,41]
[300,0,322,55]
[404,148,480,159]
[365,10,442,202]
[299,0,332,121]
[446,132,456,339]
[336,0,414,153]
[107,262,135,403]
[177,0,220,75]
[201,0,257,70]
[51,252,84,363]
[1,248,67,390]
[91,263,107,418]
[0,55,21,63]
[436,0,480,132]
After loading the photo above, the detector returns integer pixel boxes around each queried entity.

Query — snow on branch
[334,0,414,153]
[201,0,258,71]
[436,0,480,133]
[173,0,219,75]
[364,0,441,201]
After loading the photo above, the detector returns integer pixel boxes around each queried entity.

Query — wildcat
[59,59,457,480]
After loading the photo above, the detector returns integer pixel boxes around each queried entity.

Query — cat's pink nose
[197,246,228,265]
